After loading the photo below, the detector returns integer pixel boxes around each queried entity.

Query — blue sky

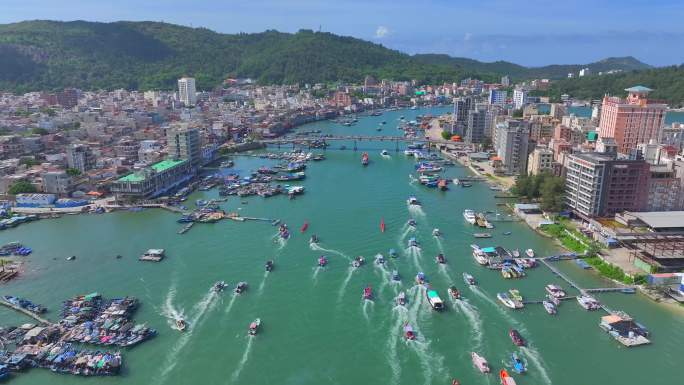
[2,0,683,67]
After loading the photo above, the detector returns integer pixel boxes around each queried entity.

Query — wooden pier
[0,299,52,325]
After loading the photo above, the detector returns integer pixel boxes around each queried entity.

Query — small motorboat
[500,369,517,385]
[381,149,389,156]
[389,248,397,258]
[511,353,526,374]
[512,249,521,258]
[363,286,373,300]
[473,233,492,238]
[432,228,441,237]
[404,323,416,340]
[545,284,566,299]
[448,286,461,299]
[416,272,426,285]
[463,272,476,285]
[407,196,421,206]
[375,254,386,265]
[310,234,319,244]
[300,221,309,233]
[497,292,518,309]
[116,254,123,259]
[248,318,261,336]
[546,293,561,306]
[408,237,419,248]
[380,218,386,233]
[503,231,512,236]
[543,300,557,315]
[508,289,523,302]
[265,260,274,272]
[509,329,525,346]
[471,352,490,373]
[436,253,446,264]
[352,256,365,268]
[318,256,328,267]
[392,270,400,281]
[426,289,445,310]
[396,291,407,306]
[176,318,186,332]
[407,219,417,227]
[66,255,76,261]
[234,282,248,294]
[525,248,535,258]
[212,281,228,292]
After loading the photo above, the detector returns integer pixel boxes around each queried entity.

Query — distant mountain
[412,54,652,80]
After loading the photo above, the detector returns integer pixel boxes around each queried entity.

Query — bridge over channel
[261,135,472,151]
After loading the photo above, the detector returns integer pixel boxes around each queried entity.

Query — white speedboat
[543,300,557,315]
[497,292,518,309]
[471,352,490,373]
[463,209,477,225]
[577,295,601,310]
[545,284,566,299]
[407,196,421,206]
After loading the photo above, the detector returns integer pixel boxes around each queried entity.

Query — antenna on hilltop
[318,24,322,32]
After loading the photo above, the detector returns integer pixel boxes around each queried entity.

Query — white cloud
[375,26,389,39]
[464,32,473,41]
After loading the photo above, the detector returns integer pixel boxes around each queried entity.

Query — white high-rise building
[513,88,527,110]
[178,77,197,106]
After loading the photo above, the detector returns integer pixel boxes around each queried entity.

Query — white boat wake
[453,299,484,349]
[520,346,553,385]
[309,243,351,261]
[387,306,408,384]
[337,267,355,303]
[272,232,287,250]
[257,270,269,296]
[405,285,447,385]
[405,247,423,271]
[362,299,374,321]
[312,266,323,283]
[230,336,254,383]
[408,204,426,218]
[160,284,185,331]
[223,293,238,316]
[469,286,527,333]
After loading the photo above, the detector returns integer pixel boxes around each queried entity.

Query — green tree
[539,174,565,212]
[440,130,451,140]
[66,168,81,176]
[19,158,40,167]
[8,180,37,195]
[31,127,49,135]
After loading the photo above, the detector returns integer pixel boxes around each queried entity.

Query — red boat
[380,218,386,233]
[361,152,369,166]
[300,221,309,233]
[500,369,516,385]
[438,179,448,191]
[509,329,525,346]
[318,256,328,267]
[363,285,373,300]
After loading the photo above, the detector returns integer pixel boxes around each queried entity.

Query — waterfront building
[15,193,56,207]
[166,126,201,169]
[66,144,96,173]
[465,107,494,144]
[527,147,554,175]
[488,89,507,106]
[178,77,197,106]
[646,163,682,211]
[110,159,193,200]
[41,171,72,195]
[564,152,649,218]
[598,86,667,154]
[513,88,527,110]
[494,120,530,175]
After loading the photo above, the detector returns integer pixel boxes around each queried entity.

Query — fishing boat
[512,249,521,258]
[463,209,477,224]
[352,256,365,268]
[408,237,419,248]
[397,291,407,306]
[363,286,373,300]
[472,249,489,265]
[318,256,328,267]
[212,281,228,292]
[448,286,461,299]
[426,289,445,310]
[471,352,490,373]
[509,289,523,302]
[66,255,76,261]
[407,219,417,227]
[375,254,386,265]
[234,282,248,294]
[463,272,476,285]
[503,231,512,236]
[577,295,601,310]
[176,318,187,332]
[542,300,557,315]
[545,284,566,299]
[361,152,369,166]
[300,221,309,233]
[509,329,525,346]
[381,149,389,156]
[389,248,397,258]
[436,253,446,264]
[500,369,517,385]
[265,260,274,272]
[248,318,261,336]
[310,234,319,244]
[404,323,416,340]
[546,294,561,306]
[416,272,426,285]
[438,179,448,191]
[525,249,535,258]
[461,182,473,187]
[392,270,400,281]
[497,292,518,309]
[511,353,526,374]
[407,196,421,206]
[432,228,441,237]
[380,218,386,233]
[474,233,492,238]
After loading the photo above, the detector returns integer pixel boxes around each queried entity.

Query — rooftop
[625,85,653,93]
[117,159,186,183]
[625,211,684,230]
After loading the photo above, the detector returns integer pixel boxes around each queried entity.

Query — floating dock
[0,299,52,325]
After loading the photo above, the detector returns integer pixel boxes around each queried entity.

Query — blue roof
[625,85,652,93]
[482,247,497,253]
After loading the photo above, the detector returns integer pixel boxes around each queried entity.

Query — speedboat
[363,286,373,300]
[512,249,521,258]
[176,318,187,332]
[542,300,557,315]
[416,272,426,285]
[381,149,389,156]
[500,369,517,385]
[248,318,261,336]
[577,295,601,310]
[310,234,319,244]
[432,228,441,237]
[396,291,407,306]
[404,323,416,340]
[426,289,444,310]
[545,284,566,299]
[212,281,228,292]
[503,231,512,236]
[448,286,461,299]
[525,249,535,258]
[389,248,397,258]
[265,260,274,272]
[546,293,560,306]
[392,270,400,281]
[471,352,490,373]
[234,282,248,294]
[463,209,477,224]
[318,256,328,267]
[408,237,419,248]
[463,272,476,285]
[497,292,518,309]
[511,353,526,374]
[375,254,386,264]
[352,256,364,268]
[66,255,76,261]
[407,219,417,227]
[407,196,421,206]
[509,329,525,346]
[436,253,446,264]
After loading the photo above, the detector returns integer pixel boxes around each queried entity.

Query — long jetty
[0,299,52,325]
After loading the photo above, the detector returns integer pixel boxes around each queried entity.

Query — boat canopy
[427,290,440,299]
[481,247,496,253]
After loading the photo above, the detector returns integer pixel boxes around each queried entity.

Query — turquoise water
[1,107,683,385]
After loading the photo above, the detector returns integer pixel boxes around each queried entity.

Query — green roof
[587,131,599,141]
[427,290,440,298]
[625,85,652,93]
[117,159,186,183]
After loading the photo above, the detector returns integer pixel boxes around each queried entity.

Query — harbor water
[1,107,683,385]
